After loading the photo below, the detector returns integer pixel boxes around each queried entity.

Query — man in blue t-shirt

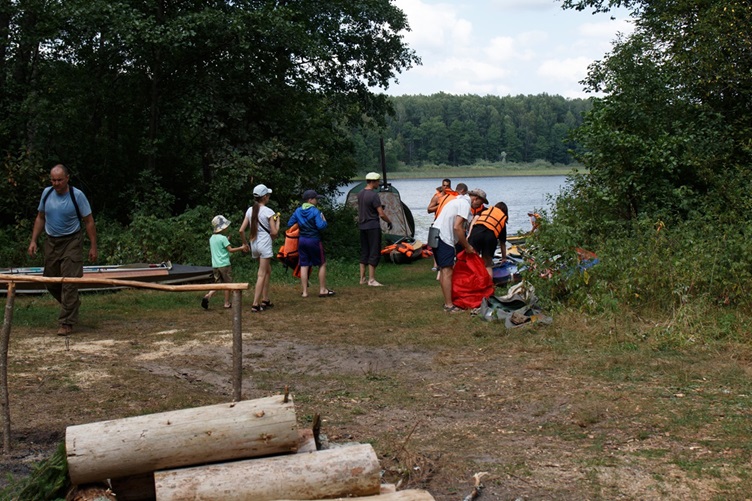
[28,164,98,336]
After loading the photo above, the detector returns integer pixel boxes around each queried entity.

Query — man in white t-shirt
[432,184,485,313]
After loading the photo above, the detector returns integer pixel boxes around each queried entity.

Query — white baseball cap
[253,184,272,197]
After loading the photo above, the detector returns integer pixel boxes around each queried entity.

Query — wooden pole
[154,443,382,501]
[0,273,248,292]
[232,290,242,401]
[66,396,298,484]
[1,282,15,454]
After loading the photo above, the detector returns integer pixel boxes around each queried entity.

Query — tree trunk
[280,492,435,501]
[154,443,381,501]
[66,396,298,484]
[109,428,321,501]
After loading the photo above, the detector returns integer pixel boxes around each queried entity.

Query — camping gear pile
[477,281,552,328]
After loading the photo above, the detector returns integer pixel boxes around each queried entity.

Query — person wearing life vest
[427,178,452,216]
[431,183,463,220]
[469,199,508,277]
[528,211,541,232]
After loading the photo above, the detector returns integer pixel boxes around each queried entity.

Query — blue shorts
[434,239,456,268]
[299,236,325,267]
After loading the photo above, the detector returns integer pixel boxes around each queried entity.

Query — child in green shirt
[202,215,247,309]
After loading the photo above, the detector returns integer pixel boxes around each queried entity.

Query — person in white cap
[239,184,279,312]
[202,215,247,310]
[357,172,393,286]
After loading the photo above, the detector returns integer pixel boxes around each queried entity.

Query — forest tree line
[0,0,418,230]
[351,93,591,171]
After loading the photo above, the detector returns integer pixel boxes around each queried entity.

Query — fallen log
[66,396,297,485]
[109,427,318,501]
[275,490,435,501]
[154,443,381,501]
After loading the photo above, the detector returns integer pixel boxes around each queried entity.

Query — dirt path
[1,272,746,499]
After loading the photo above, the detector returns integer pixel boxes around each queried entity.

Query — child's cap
[211,215,231,233]
[302,189,322,201]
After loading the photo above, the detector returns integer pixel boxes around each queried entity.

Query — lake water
[339,175,568,242]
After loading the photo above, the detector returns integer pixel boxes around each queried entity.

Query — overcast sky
[384,0,634,99]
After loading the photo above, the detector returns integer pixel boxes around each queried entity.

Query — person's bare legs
[253,257,272,307]
[483,255,494,278]
[318,263,328,294]
[367,264,382,286]
[359,263,367,284]
[300,266,310,297]
[439,266,454,307]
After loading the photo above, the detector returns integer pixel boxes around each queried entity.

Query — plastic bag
[452,250,494,309]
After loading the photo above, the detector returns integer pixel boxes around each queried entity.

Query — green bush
[526,196,752,344]
[3,201,361,271]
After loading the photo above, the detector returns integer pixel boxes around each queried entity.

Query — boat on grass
[0,262,213,294]
[492,257,523,286]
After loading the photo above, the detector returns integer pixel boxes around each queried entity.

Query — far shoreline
[352,165,584,181]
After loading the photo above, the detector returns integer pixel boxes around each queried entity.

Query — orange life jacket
[434,189,458,218]
[475,206,507,238]
[276,223,301,277]
[471,204,485,216]
[380,241,416,258]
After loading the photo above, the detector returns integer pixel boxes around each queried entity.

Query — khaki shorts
[213,266,233,284]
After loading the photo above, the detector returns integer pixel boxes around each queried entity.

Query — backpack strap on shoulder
[41,186,82,221]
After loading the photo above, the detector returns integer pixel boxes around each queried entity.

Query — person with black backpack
[28,164,97,336]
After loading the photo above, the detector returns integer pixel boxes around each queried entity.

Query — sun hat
[468,188,489,204]
[302,189,323,201]
[211,215,231,233]
[253,184,272,197]
[365,172,381,181]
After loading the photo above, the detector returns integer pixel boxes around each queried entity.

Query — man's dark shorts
[468,225,498,258]
[434,239,456,268]
[359,228,381,267]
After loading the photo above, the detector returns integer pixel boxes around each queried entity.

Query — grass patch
[3,255,752,498]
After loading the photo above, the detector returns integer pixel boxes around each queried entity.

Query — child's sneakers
[201,297,209,310]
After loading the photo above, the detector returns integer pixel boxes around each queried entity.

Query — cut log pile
[65,394,434,501]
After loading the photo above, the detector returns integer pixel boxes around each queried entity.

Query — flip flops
[318,289,336,297]
[443,304,463,314]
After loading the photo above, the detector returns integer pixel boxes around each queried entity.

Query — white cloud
[385,0,633,97]
[537,56,593,83]
[579,18,633,38]
[489,0,560,11]
[484,36,515,61]
[398,0,472,54]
